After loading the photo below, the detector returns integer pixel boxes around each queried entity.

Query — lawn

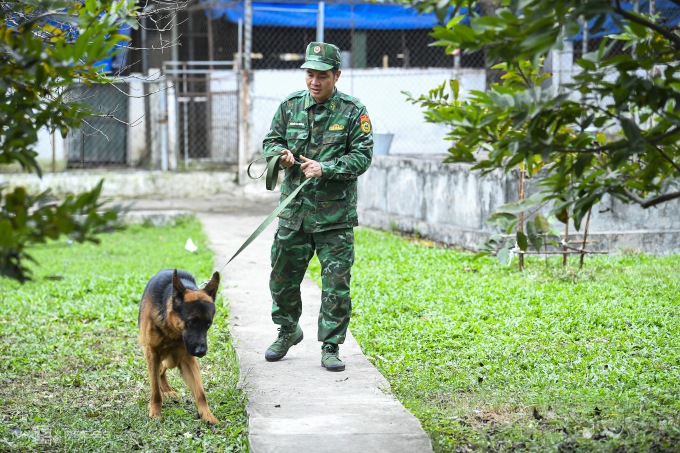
[308,228,680,452]
[0,217,248,452]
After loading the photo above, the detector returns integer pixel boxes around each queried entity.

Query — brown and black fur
[138,268,220,423]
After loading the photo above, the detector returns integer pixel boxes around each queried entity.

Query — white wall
[250,67,486,159]
[33,127,66,168]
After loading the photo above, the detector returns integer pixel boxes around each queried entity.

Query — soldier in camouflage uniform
[263,42,373,372]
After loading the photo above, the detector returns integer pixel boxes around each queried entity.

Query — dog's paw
[149,406,163,419]
[164,391,179,398]
[201,412,220,424]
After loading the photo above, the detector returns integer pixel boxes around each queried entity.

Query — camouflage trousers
[270,226,355,345]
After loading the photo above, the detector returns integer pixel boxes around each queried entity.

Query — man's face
[306,68,341,103]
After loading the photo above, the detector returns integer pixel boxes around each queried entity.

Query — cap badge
[314,46,321,53]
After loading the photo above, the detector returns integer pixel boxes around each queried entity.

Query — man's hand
[300,156,323,178]
[280,149,295,168]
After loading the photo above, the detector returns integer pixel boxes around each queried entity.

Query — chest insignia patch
[289,122,306,128]
[360,114,371,134]
[329,124,344,131]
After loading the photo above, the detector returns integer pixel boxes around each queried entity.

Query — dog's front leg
[145,346,163,418]
[178,355,218,424]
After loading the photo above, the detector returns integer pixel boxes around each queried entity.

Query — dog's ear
[172,269,186,308]
[203,271,220,302]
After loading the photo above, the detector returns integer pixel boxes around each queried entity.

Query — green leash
[202,151,312,286]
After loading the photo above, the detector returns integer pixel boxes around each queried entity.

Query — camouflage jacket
[263,88,373,233]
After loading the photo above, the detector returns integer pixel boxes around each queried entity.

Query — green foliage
[308,228,680,452]
[0,217,248,451]
[404,0,680,237]
[0,181,121,282]
[1,0,136,281]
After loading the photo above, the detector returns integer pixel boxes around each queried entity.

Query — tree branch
[622,188,680,208]
[651,144,680,174]
[613,4,680,48]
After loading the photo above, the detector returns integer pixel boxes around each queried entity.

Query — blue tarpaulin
[569,0,680,40]
[204,1,462,29]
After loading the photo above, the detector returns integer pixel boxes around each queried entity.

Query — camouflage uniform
[264,45,373,346]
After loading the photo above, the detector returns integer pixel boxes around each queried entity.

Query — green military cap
[301,42,341,71]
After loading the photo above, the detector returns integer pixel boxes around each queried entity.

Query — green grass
[0,217,248,452]
[308,228,680,452]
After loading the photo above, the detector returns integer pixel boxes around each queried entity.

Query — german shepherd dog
[138,269,220,423]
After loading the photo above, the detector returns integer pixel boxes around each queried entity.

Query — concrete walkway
[198,211,433,453]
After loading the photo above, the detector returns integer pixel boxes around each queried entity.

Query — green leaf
[497,247,510,266]
[450,79,460,101]
[497,198,537,213]
[473,251,491,260]
[446,15,465,29]
[516,231,528,251]
[576,59,597,71]
[525,221,543,250]
[534,213,550,233]
[574,154,593,178]
[486,212,518,227]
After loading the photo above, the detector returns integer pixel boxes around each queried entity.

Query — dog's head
[172,269,220,358]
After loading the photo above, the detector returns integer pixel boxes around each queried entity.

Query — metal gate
[67,83,129,167]
[165,62,239,165]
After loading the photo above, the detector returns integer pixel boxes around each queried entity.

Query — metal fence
[166,62,240,165]
[67,83,129,168]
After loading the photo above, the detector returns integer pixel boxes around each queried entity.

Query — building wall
[358,155,680,254]
[249,67,486,159]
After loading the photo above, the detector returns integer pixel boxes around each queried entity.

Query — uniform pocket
[316,191,348,226]
[286,129,309,153]
[323,131,348,145]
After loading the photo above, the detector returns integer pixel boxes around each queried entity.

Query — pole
[237,18,243,71]
[350,0,354,96]
[160,81,168,171]
[52,129,56,173]
[579,208,592,269]
[316,1,324,42]
[207,10,214,69]
[171,14,179,63]
[244,0,252,72]
[182,62,189,168]
[239,0,252,184]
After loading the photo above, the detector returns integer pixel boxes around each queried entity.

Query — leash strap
[204,150,312,285]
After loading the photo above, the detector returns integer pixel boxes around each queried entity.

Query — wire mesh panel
[67,83,129,167]
[169,66,239,165]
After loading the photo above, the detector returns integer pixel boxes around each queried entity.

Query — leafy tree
[0,0,138,281]
[405,0,680,263]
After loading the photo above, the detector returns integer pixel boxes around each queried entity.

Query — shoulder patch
[360,114,371,134]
